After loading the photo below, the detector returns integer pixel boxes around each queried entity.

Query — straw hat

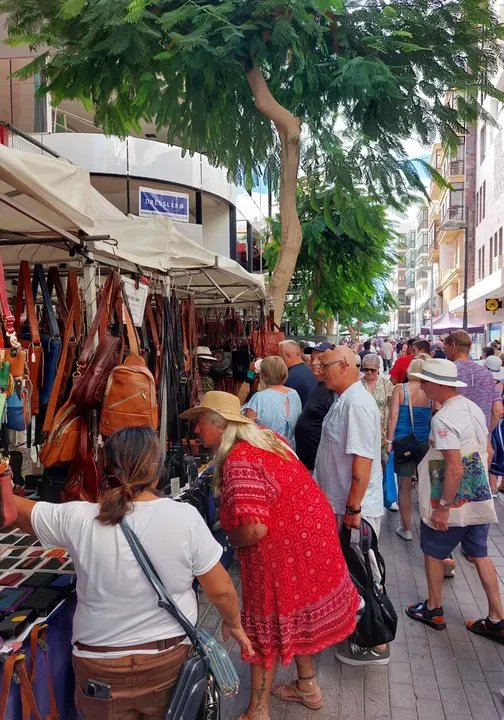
[408,358,467,388]
[179,391,252,424]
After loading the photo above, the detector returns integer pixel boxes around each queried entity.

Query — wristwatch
[439,498,450,508]
[346,505,362,515]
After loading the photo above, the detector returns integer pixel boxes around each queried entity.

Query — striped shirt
[455,360,501,430]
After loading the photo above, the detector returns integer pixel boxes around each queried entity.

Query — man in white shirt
[315,346,387,666]
[406,358,504,643]
[381,339,394,372]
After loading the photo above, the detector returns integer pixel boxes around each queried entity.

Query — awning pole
[201,269,231,302]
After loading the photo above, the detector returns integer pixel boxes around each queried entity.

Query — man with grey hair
[279,340,317,407]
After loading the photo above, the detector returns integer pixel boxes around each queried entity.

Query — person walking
[405,359,504,642]
[11,427,253,720]
[315,346,389,666]
[359,340,373,362]
[389,338,430,385]
[181,392,359,719]
[295,341,336,472]
[386,355,432,540]
[279,340,318,407]
[361,354,393,466]
[244,355,302,448]
[484,356,504,495]
[381,338,394,373]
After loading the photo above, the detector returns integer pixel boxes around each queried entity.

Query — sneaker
[335,639,390,666]
[388,502,399,512]
[443,557,456,578]
[406,600,446,630]
[396,526,413,541]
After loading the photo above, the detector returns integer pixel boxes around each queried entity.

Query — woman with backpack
[386,355,432,541]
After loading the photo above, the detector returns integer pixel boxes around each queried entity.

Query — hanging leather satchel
[0,258,29,384]
[72,271,123,408]
[16,260,43,415]
[32,264,62,407]
[62,414,98,502]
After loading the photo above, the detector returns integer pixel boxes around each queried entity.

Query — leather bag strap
[15,261,40,345]
[47,268,68,324]
[17,657,42,720]
[42,295,80,434]
[0,257,16,340]
[32,265,60,339]
[77,271,121,368]
[66,272,82,341]
[28,625,58,720]
[0,654,17,720]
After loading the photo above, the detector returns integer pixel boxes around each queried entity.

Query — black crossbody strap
[119,519,201,648]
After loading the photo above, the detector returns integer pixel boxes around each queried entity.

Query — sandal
[467,617,504,645]
[272,678,324,710]
[406,600,446,630]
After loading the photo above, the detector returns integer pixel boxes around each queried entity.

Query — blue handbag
[32,264,62,406]
[384,451,397,508]
[7,379,27,431]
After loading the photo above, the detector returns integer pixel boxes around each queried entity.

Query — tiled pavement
[198,492,504,719]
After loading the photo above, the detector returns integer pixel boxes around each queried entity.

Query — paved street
[199,491,504,720]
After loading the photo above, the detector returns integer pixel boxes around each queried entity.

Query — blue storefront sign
[139,187,189,222]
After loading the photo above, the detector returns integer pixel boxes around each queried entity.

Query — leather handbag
[62,414,98,502]
[0,457,16,530]
[32,264,62,407]
[120,519,238,720]
[16,261,43,415]
[39,396,81,467]
[0,258,29,382]
[73,271,123,408]
[392,385,424,464]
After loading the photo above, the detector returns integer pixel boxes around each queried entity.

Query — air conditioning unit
[492,256,504,273]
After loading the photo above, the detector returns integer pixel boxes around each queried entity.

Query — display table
[2,595,78,720]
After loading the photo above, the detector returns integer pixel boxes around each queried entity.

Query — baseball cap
[305,341,334,354]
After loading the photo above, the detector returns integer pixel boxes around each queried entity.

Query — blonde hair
[408,353,430,377]
[210,416,290,494]
[260,355,288,386]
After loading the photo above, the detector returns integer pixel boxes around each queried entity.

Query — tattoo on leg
[252,670,267,720]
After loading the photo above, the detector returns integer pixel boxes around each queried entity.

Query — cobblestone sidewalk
[198,492,504,720]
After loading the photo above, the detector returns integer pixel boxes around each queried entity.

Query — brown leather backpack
[100,354,158,436]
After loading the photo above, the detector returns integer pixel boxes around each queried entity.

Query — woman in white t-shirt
[12,427,252,720]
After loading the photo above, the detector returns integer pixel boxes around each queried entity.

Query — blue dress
[243,388,302,449]
[394,384,432,476]
[491,386,504,476]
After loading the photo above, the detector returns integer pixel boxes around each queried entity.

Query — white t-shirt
[381,342,394,360]
[31,499,222,657]
[430,395,488,451]
[314,381,384,517]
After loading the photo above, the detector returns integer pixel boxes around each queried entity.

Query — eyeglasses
[363,368,378,373]
[320,358,349,370]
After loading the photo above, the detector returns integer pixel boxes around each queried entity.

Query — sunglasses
[320,358,349,370]
[363,368,378,373]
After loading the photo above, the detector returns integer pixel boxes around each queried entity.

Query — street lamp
[440,209,468,331]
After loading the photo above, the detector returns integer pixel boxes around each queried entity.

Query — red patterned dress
[219,441,359,668]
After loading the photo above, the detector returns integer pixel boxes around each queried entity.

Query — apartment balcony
[444,159,465,181]
[417,268,429,284]
[417,244,428,257]
[406,259,416,271]
[439,206,466,245]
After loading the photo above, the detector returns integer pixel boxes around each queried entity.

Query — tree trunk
[326,316,335,335]
[246,65,301,325]
[314,319,325,335]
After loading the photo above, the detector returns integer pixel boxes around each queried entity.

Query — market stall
[0,144,268,719]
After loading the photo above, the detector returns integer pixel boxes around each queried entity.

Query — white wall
[202,203,230,257]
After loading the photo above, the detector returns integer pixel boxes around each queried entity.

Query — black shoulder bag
[392,384,424,464]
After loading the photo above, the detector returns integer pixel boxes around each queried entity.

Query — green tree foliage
[266,181,397,335]
[3,0,503,319]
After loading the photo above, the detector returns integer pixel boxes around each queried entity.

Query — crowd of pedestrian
[7,330,504,720]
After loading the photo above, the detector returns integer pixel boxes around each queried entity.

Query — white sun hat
[196,346,217,361]
[408,358,467,387]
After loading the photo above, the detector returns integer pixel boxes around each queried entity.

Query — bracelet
[387,439,394,443]
[346,505,362,515]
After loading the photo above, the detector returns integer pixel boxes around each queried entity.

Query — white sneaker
[396,526,413,541]
[388,502,399,512]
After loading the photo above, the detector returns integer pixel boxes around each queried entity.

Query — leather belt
[75,634,186,654]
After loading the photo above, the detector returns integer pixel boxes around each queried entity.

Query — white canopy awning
[0,145,266,303]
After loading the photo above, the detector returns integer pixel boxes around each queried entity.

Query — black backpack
[340,520,398,647]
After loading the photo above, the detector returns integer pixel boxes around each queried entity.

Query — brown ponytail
[97,427,162,526]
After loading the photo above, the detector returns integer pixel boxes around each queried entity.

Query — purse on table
[120,519,239,720]
[392,385,424,464]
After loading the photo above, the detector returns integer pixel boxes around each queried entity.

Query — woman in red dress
[181,392,358,719]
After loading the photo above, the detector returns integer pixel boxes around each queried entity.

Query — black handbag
[120,519,239,720]
[340,520,397,647]
[392,384,424,463]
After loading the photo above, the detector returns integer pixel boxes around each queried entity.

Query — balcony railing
[407,260,415,270]
[429,223,440,251]
[441,205,465,228]
[406,276,415,290]
[417,244,428,256]
[449,160,464,176]
[417,269,429,280]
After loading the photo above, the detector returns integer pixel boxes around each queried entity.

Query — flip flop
[272,680,324,710]
[467,618,504,645]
